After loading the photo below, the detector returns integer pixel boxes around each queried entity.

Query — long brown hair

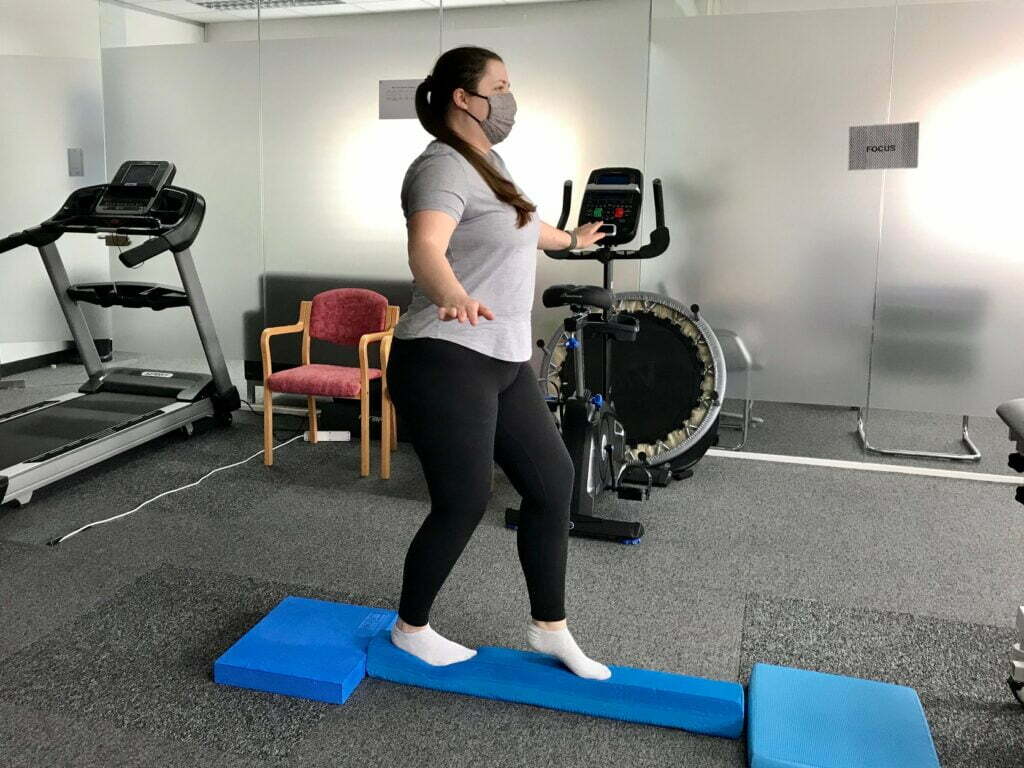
[415,46,536,228]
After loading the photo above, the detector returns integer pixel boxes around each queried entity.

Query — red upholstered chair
[260,288,400,478]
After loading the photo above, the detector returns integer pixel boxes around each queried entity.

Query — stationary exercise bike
[506,168,725,544]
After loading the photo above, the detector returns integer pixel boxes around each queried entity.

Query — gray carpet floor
[2,362,1023,767]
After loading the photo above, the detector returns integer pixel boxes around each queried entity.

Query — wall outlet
[68,147,84,177]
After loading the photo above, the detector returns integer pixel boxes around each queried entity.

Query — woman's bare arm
[537,220,572,251]
[537,219,606,251]
[407,210,494,324]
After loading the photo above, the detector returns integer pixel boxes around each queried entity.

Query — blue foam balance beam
[213,597,396,704]
[747,663,939,768]
[366,634,745,738]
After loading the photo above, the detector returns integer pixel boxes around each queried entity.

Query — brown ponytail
[415,46,536,229]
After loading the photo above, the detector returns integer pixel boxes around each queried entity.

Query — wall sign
[849,122,919,170]
[379,79,422,120]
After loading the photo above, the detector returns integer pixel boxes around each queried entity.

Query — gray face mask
[466,90,517,145]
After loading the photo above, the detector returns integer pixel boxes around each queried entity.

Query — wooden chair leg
[390,402,398,450]
[263,389,274,466]
[307,396,318,443]
[381,389,391,480]
[360,388,370,477]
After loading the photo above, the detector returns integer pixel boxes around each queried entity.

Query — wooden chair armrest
[358,330,391,348]
[357,330,393,379]
[260,321,304,383]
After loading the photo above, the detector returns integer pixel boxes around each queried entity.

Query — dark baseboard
[1,339,114,377]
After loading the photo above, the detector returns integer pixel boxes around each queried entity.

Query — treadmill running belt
[0,392,177,467]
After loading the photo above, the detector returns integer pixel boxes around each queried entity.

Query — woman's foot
[390,622,477,666]
[527,621,611,680]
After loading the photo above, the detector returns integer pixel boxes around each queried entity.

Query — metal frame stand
[719,400,763,451]
[857,408,981,462]
[714,329,762,450]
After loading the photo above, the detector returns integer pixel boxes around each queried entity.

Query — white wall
[0,0,102,57]
[102,42,260,360]
[0,0,107,365]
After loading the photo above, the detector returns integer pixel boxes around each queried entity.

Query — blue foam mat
[747,663,939,768]
[213,597,396,704]
[366,634,745,738]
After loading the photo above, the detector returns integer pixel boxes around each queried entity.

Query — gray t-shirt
[394,140,540,362]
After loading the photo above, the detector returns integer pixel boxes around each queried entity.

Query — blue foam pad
[366,634,744,738]
[213,597,396,704]
[747,663,939,768]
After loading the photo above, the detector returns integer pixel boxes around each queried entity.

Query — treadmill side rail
[0,393,86,425]
[0,399,214,506]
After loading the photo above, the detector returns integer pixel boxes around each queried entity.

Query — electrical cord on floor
[45,432,305,547]
[238,397,311,442]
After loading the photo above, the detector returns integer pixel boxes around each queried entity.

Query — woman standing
[386,46,609,680]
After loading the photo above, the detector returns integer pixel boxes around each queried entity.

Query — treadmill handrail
[119,189,206,268]
[0,226,59,254]
[119,235,172,268]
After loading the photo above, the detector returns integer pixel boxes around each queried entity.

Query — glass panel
[860,0,1024,472]
[98,0,260,394]
[0,1,106,357]
[644,0,899,458]
[646,0,898,409]
[869,0,1024,416]
[441,0,654,367]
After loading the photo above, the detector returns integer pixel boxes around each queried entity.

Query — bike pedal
[617,485,646,501]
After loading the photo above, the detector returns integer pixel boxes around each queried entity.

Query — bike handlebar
[554,180,572,231]
[544,177,669,261]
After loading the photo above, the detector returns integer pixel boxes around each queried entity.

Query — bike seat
[542,284,613,310]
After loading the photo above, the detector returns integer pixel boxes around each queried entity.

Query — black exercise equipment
[0,161,239,507]
[997,398,1024,704]
[506,168,725,544]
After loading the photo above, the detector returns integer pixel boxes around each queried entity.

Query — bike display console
[578,167,643,246]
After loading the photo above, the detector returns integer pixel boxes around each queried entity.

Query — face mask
[466,90,517,145]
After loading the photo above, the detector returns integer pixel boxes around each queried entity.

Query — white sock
[527,623,612,681]
[390,623,477,666]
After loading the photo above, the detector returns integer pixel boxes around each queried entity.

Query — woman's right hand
[437,293,495,325]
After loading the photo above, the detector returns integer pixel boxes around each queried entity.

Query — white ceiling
[111,0,985,25]
[111,0,580,24]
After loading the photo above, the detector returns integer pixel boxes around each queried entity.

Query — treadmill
[0,161,240,506]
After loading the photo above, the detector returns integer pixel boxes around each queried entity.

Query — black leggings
[386,336,573,626]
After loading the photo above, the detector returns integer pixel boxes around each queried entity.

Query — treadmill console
[94,161,176,216]
[577,167,643,246]
[43,160,199,241]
